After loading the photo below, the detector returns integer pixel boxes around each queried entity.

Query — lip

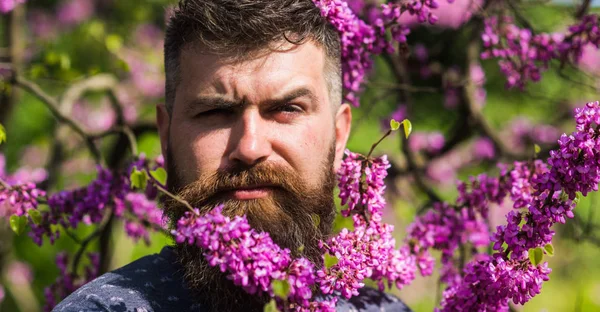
[222,185,276,200]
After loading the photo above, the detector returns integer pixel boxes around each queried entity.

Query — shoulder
[336,287,412,312]
[52,247,200,312]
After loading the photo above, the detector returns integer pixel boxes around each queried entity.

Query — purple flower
[115,192,166,244]
[0,0,25,14]
[0,182,46,218]
[472,137,495,160]
[44,252,99,312]
[439,255,551,311]
[409,132,445,154]
[7,261,33,285]
[482,15,600,89]
[57,0,94,26]
[337,150,389,220]
[314,0,388,107]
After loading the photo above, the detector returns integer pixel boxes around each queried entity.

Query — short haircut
[164,0,342,115]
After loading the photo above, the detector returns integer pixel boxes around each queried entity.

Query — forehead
[175,41,330,105]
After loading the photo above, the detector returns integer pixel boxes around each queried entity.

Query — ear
[156,104,170,165]
[333,103,352,172]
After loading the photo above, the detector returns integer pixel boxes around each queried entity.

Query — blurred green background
[1,0,600,311]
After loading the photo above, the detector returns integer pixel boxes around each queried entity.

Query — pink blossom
[0,0,25,14]
[57,0,94,26]
[7,261,33,285]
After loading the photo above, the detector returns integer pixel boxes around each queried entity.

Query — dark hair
[164,0,342,115]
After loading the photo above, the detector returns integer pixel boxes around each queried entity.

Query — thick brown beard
[162,144,337,311]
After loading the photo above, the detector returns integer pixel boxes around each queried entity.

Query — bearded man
[53,0,412,311]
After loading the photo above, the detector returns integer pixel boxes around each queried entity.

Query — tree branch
[12,74,102,163]
[575,0,592,19]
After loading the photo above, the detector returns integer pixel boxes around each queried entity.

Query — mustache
[167,162,307,212]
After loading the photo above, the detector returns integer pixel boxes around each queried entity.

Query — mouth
[220,184,278,200]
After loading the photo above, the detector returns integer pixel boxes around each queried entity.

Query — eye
[275,104,303,114]
[195,109,233,118]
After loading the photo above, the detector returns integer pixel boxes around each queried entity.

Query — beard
[162,143,337,312]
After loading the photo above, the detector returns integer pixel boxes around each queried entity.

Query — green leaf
[402,119,412,139]
[0,123,6,145]
[311,213,321,229]
[9,215,27,235]
[528,247,544,266]
[27,209,42,225]
[324,253,339,269]
[263,299,279,312]
[105,34,123,53]
[29,64,49,79]
[129,168,148,190]
[574,192,582,206]
[59,54,71,70]
[150,168,167,185]
[297,245,305,254]
[271,280,290,299]
[544,243,555,257]
[390,119,401,131]
[87,21,105,39]
[534,144,541,156]
[45,52,59,65]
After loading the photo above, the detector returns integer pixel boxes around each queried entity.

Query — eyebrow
[264,87,318,107]
[188,96,242,112]
[187,87,318,114]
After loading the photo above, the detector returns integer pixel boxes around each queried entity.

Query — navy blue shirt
[53,247,412,312]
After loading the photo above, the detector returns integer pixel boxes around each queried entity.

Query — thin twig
[575,0,592,19]
[0,177,10,189]
[367,81,441,93]
[71,208,113,273]
[59,74,119,115]
[91,126,138,156]
[153,183,195,213]
[381,51,443,203]
[12,75,102,163]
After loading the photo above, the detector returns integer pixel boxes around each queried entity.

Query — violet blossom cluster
[43,252,100,312]
[169,148,420,311]
[313,0,387,107]
[28,165,129,245]
[0,182,46,218]
[559,15,600,64]
[481,16,563,89]
[26,155,165,246]
[320,150,421,299]
[436,101,600,310]
[313,0,459,107]
[0,153,47,218]
[482,14,600,89]
[336,149,390,219]
[172,205,336,311]
[438,254,551,311]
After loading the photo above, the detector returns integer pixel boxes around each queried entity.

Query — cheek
[169,121,228,183]
[280,122,332,186]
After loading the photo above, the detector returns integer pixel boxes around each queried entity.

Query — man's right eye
[195,109,232,118]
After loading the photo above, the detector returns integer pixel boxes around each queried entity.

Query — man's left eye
[275,104,303,113]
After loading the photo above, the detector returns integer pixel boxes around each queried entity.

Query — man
[53,0,412,311]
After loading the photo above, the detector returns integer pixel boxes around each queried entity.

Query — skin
[156,41,352,197]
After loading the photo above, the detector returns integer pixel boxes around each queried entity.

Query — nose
[228,108,273,166]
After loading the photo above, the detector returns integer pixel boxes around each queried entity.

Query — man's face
[159,41,350,191]
[157,39,351,310]
[157,41,351,256]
